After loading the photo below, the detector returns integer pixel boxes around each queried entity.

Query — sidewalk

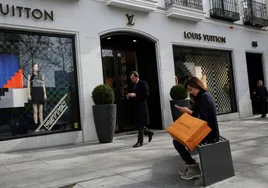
[0,116,268,188]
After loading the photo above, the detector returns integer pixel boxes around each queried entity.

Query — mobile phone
[174,104,180,108]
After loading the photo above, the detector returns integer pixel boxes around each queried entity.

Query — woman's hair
[185,76,208,92]
[32,63,40,74]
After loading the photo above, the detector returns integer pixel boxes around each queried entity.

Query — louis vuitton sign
[0,3,54,21]
[184,31,226,43]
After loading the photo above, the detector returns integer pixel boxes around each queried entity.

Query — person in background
[173,76,220,180]
[253,80,268,118]
[127,71,154,148]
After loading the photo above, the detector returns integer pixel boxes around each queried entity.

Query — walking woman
[173,76,220,180]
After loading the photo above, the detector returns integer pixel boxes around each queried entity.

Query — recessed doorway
[100,32,162,132]
[246,53,265,114]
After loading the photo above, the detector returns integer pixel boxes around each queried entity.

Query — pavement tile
[73,185,84,188]
[0,153,26,165]
[0,183,48,188]
[38,153,87,165]
[77,175,155,188]
[233,161,260,173]
[41,168,114,188]
[21,149,69,158]
[232,153,268,166]
[5,160,48,172]
[235,147,268,157]
[0,156,37,166]
[229,144,252,151]
[0,163,82,187]
[0,166,12,175]
[208,175,268,188]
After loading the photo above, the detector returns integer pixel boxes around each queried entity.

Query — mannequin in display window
[27,64,47,126]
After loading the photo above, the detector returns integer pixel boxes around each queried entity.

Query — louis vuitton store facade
[0,0,267,152]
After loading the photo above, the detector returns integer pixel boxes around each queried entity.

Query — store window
[173,46,237,114]
[0,30,80,140]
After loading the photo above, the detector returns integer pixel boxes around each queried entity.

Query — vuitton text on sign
[184,31,226,43]
[0,3,54,21]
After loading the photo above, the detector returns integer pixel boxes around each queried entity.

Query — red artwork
[3,69,23,88]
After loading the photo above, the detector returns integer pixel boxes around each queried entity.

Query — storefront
[0,0,268,152]
[173,46,237,115]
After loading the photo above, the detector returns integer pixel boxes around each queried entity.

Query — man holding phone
[127,71,154,148]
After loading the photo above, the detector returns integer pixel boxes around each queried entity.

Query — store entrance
[246,53,265,114]
[100,33,162,132]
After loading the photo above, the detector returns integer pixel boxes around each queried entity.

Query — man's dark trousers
[137,125,152,143]
[261,100,267,117]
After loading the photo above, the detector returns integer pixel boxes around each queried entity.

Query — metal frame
[243,0,268,27]
[165,0,203,10]
[210,0,240,22]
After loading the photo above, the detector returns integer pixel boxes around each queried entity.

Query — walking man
[253,80,268,118]
[127,71,154,148]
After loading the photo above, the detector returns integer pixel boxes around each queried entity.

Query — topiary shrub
[169,84,188,100]
[92,85,115,105]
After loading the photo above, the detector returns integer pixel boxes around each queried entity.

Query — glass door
[101,49,137,132]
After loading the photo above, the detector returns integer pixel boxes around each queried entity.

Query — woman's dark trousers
[173,140,196,165]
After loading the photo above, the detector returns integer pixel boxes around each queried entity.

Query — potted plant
[169,84,190,122]
[92,84,116,143]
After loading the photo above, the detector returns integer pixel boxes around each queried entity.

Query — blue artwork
[0,54,19,88]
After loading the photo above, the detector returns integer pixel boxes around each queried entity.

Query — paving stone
[233,161,260,173]
[77,175,155,188]
[207,175,268,188]
[232,153,268,166]
[5,160,48,172]
[0,166,12,175]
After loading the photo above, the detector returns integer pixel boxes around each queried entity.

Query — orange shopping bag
[167,113,211,151]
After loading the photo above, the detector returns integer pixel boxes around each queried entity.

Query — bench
[192,136,235,186]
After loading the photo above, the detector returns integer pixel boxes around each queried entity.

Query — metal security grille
[243,0,268,27]
[173,47,237,114]
[0,33,19,54]
[210,0,240,22]
[165,0,204,10]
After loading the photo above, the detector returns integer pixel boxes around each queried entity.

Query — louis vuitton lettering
[0,3,54,21]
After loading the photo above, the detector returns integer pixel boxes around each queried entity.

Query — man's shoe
[261,116,266,118]
[133,143,143,148]
[148,132,154,142]
[181,164,201,180]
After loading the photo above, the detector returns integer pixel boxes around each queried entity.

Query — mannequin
[27,64,47,126]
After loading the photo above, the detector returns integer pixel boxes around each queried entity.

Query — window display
[0,30,80,140]
[173,46,237,114]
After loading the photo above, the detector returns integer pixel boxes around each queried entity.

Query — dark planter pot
[93,104,116,143]
[170,99,190,122]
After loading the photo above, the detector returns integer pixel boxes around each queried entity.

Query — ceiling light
[133,40,137,42]
[107,37,111,40]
